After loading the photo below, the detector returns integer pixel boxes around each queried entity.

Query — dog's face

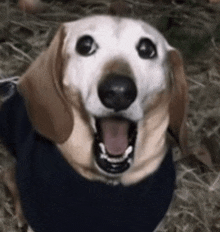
[18,16,187,185]
[63,16,169,121]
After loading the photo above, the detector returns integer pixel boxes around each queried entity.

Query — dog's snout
[98,74,137,112]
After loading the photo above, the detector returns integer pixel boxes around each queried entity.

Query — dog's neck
[57,92,171,186]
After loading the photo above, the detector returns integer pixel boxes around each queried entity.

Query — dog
[0,14,188,232]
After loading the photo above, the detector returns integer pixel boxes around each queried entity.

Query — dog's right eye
[136,38,157,59]
[76,35,98,56]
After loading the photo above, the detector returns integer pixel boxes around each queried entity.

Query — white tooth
[125,146,133,157]
[99,143,106,154]
[107,157,119,163]
[100,153,108,159]
[104,146,133,163]
[91,117,97,132]
[107,156,126,163]
[99,145,133,164]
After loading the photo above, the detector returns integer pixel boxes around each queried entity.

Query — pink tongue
[100,118,129,155]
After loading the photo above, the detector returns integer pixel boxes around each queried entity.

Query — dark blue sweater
[0,88,175,232]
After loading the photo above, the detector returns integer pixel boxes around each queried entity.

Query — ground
[0,0,220,231]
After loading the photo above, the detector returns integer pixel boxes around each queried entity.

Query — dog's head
[18,16,187,184]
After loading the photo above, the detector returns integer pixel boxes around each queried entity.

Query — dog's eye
[76,35,98,56]
[136,38,157,59]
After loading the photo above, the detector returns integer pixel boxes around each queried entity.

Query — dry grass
[0,0,220,231]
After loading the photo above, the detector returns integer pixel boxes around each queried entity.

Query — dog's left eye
[76,35,98,56]
[136,38,157,59]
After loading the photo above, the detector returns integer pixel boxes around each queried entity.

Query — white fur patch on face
[62,15,173,122]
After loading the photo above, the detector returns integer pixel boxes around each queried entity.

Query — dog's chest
[0,90,175,232]
[17,144,175,232]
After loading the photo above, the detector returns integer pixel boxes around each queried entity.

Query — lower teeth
[125,146,133,156]
[98,144,133,163]
[99,142,106,153]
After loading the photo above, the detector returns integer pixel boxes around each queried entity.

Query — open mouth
[93,117,137,175]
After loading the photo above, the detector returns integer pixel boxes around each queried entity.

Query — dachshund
[0,15,188,232]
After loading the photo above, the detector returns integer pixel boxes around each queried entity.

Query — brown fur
[18,26,73,144]
[168,50,188,156]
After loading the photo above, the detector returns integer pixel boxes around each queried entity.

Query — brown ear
[18,26,73,144]
[168,50,188,156]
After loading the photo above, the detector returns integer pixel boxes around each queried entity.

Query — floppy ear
[168,50,188,156]
[18,26,73,144]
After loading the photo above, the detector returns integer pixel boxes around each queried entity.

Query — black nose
[98,74,137,112]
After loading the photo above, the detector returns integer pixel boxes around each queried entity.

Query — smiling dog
[0,15,187,232]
